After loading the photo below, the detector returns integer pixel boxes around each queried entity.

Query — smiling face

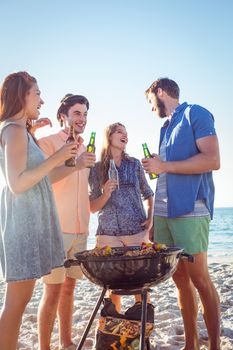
[109,124,128,152]
[25,83,44,120]
[63,103,87,135]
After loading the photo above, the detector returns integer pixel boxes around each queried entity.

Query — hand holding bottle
[75,151,96,170]
[141,153,164,175]
[53,142,77,164]
[103,179,118,199]
[65,125,76,167]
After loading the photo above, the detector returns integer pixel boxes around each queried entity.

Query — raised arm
[89,164,118,213]
[29,117,52,135]
[89,179,118,213]
[2,125,76,194]
[142,135,220,175]
[164,135,220,174]
[49,152,96,183]
[38,137,96,184]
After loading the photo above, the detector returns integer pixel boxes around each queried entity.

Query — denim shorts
[153,216,210,254]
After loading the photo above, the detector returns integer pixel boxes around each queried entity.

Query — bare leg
[135,294,151,303]
[172,260,200,350]
[109,292,121,313]
[109,293,151,314]
[135,294,142,302]
[57,276,76,348]
[0,280,35,350]
[187,252,220,350]
[38,283,62,350]
[173,252,220,350]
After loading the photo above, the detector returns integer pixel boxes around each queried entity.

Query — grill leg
[139,288,148,350]
[76,287,107,350]
[146,338,151,350]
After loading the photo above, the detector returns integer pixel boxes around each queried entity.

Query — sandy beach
[0,261,232,350]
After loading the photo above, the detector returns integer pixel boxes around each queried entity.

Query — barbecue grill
[65,246,193,350]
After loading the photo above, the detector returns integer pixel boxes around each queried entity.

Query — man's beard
[156,96,167,118]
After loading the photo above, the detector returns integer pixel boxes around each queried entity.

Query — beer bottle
[65,125,76,167]
[108,159,119,189]
[142,143,158,179]
[87,132,96,154]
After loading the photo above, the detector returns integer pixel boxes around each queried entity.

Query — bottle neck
[111,156,122,168]
[143,144,150,158]
[89,132,96,145]
[109,159,118,171]
[89,137,95,145]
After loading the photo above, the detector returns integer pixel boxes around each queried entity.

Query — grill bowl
[73,246,184,289]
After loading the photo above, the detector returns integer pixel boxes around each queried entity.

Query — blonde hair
[100,122,129,184]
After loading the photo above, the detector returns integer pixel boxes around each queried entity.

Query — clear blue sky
[0,0,232,207]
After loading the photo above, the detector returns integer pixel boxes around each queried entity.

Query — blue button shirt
[159,102,216,219]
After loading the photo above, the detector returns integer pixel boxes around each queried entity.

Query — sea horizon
[0,207,232,281]
[88,207,233,258]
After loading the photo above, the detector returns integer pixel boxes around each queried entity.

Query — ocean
[88,207,233,260]
[0,207,232,281]
[208,207,233,260]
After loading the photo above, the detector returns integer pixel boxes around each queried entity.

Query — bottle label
[87,145,95,153]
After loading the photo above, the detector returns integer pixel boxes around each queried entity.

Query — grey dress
[0,122,64,282]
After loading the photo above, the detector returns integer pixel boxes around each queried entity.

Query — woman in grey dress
[0,71,78,350]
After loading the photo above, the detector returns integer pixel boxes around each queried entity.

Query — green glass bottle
[65,125,76,167]
[87,132,96,154]
[142,143,158,179]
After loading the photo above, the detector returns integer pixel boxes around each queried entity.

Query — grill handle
[64,259,80,268]
[179,252,195,263]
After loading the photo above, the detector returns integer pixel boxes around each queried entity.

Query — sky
[0,0,233,208]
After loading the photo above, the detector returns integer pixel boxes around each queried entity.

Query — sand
[0,261,232,350]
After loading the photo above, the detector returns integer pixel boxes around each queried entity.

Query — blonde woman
[89,122,154,311]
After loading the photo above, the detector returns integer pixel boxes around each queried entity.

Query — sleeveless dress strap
[0,122,26,146]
